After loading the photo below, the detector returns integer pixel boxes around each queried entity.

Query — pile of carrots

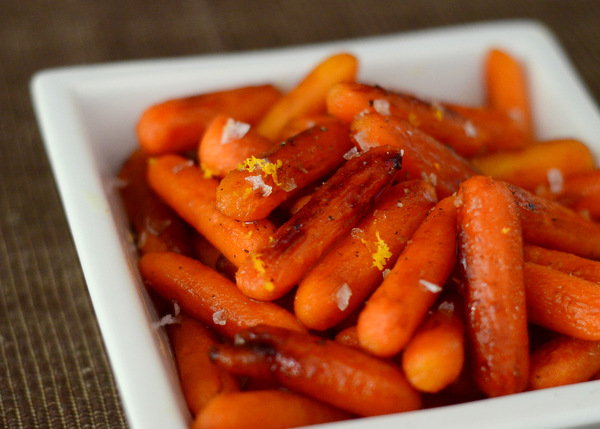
[118,50,600,429]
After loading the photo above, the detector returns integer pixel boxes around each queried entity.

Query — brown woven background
[2,1,600,427]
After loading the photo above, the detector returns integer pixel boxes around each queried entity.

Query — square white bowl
[31,20,600,429]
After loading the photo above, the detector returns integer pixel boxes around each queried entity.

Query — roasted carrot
[192,390,351,429]
[146,154,276,266]
[216,120,352,221]
[118,149,193,256]
[508,183,600,260]
[235,146,403,301]
[485,48,533,139]
[357,195,458,357]
[334,326,359,349]
[401,300,465,393]
[457,175,529,397]
[326,82,528,157]
[523,243,600,284]
[276,114,340,141]
[256,53,358,140]
[198,114,275,178]
[552,169,600,221]
[137,84,281,155]
[294,180,436,331]
[349,111,477,198]
[469,139,595,192]
[524,262,600,341]
[210,326,422,416]
[139,252,305,338]
[528,335,600,390]
[168,313,240,416]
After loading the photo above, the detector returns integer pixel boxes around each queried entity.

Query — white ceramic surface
[31,20,600,429]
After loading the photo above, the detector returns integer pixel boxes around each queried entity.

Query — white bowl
[31,20,600,429]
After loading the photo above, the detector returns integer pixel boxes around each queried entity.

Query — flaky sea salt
[547,168,564,194]
[373,99,391,116]
[245,175,273,196]
[221,118,250,143]
[212,309,227,326]
[335,283,352,311]
[463,119,477,138]
[419,279,442,294]
[343,147,360,160]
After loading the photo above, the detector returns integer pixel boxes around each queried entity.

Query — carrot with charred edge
[118,149,193,256]
[524,262,600,341]
[508,183,600,260]
[168,313,240,416]
[210,326,422,417]
[485,48,533,139]
[469,139,595,192]
[349,112,477,198]
[528,335,600,390]
[137,84,281,155]
[457,175,529,397]
[401,298,465,393]
[256,53,358,141]
[216,121,352,221]
[523,244,600,284]
[294,180,436,331]
[235,146,403,301]
[198,115,275,178]
[356,195,458,358]
[146,154,276,266]
[326,82,528,157]
[552,169,600,221]
[192,390,351,429]
[139,252,305,338]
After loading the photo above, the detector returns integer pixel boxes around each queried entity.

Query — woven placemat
[2,1,599,427]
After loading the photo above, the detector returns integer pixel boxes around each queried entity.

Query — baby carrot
[216,120,352,221]
[334,326,359,349]
[524,262,600,341]
[235,145,403,301]
[294,180,436,331]
[327,82,528,157]
[469,139,595,192]
[552,169,600,221]
[401,301,465,393]
[356,195,458,358]
[146,154,276,266]
[349,111,477,198]
[256,53,358,140]
[210,325,422,417]
[192,390,351,429]
[139,252,305,338]
[523,243,600,284]
[137,84,281,155]
[118,149,193,256]
[528,335,600,390]
[198,115,275,178]
[485,48,533,139]
[508,183,600,260]
[168,313,240,416]
[457,175,529,397]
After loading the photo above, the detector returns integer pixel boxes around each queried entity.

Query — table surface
[2,1,600,428]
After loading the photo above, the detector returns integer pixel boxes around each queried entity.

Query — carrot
[469,139,595,192]
[485,48,533,139]
[276,114,340,141]
[210,325,422,416]
[117,149,193,256]
[146,154,276,266]
[334,326,359,349]
[457,175,529,397]
[192,390,351,429]
[256,53,358,140]
[216,120,352,221]
[139,252,305,338]
[294,180,436,331]
[235,145,403,301]
[508,183,600,260]
[168,313,240,416]
[137,84,281,155]
[356,195,458,357]
[401,299,465,393]
[349,111,477,198]
[198,115,275,178]
[528,335,600,390]
[552,169,600,220]
[524,262,600,341]
[523,243,600,284]
[326,82,528,157]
